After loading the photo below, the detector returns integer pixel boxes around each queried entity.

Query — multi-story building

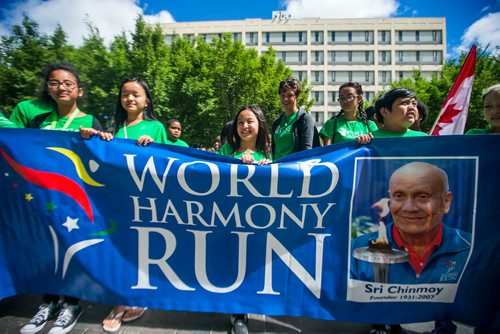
[158,13,446,127]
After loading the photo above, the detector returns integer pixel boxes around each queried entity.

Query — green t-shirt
[166,137,189,147]
[0,114,18,128]
[466,128,493,135]
[38,112,98,132]
[218,143,270,161]
[115,120,168,144]
[273,112,299,160]
[372,129,428,138]
[9,99,55,128]
[320,116,378,143]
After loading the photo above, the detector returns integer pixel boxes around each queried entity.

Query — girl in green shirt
[80,79,166,332]
[320,82,377,145]
[218,105,272,165]
[21,63,97,334]
[80,78,167,147]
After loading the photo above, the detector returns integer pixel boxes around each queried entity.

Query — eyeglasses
[47,80,77,90]
[337,95,359,102]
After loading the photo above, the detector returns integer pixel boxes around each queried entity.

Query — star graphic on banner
[25,193,33,201]
[46,202,57,212]
[62,217,80,232]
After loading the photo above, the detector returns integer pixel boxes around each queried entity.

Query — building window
[249,32,254,44]
[348,31,352,42]
[382,51,387,62]
[416,31,420,42]
[382,31,387,42]
[398,51,403,62]
[433,51,438,62]
[315,31,320,42]
[331,31,335,41]
[365,51,370,62]
[281,52,286,62]
[398,31,403,42]
[416,51,420,61]
[365,71,370,82]
[331,72,336,82]
[348,71,353,81]
[299,31,303,43]
[315,71,320,82]
[282,32,286,42]
[382,72,387,82]
[365,31,369,42]
[315,51,320,62]
[399,71,403,79]
[266,32,270,43]
[299,52,303,63]
[348,51,352,62]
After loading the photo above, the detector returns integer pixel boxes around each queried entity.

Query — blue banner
[0,128,498,328]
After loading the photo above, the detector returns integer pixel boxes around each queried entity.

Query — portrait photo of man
[350,161,472,284]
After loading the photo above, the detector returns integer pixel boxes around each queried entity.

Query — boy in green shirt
[355,88,427,143]
[165,119,189,147]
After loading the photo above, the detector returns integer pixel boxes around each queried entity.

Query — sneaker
[231,314,248,334]
[47,303,82,334]
[370,324,389,334]
[432,320,457,334]
[20,303,60,334]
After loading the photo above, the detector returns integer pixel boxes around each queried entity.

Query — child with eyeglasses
[320,82,378,145]
[20,63,101,334]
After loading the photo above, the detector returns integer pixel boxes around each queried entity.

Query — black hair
[375,88,417,123]
[166,118,181,127]
[111,78,159,135]
[278,77,302,97]
[220,120,234,145]
[365,106,376,122]
[38,62,83,107]
[228,105,271,159]
[417,100,428,123]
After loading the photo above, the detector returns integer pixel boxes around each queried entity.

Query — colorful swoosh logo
[47,147,104,187]
[0,148,95,222]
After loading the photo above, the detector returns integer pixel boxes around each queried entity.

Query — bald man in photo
[351,162,472,284]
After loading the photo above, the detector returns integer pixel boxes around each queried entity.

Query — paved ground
[0,294,475,334]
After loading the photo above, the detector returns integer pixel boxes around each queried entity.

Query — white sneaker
[47,303,82,334]
[20,303,59,334]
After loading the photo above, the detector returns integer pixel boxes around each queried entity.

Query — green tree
[75,23,115,122]
[129,16,171,118]
[0,15,52,112]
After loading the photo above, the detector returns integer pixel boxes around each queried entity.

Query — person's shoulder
[406,129,428,137]
[16,98,52,109]
[466,128,491,135]
[218,143,234,156]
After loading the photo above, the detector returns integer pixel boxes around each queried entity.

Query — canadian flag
[430,45,477,135]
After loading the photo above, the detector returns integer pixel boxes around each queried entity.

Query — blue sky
[0,0,498,58]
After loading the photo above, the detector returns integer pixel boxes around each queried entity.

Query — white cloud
[455,12,500,57]
[0,0,175,46]
[282,0,399,19]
